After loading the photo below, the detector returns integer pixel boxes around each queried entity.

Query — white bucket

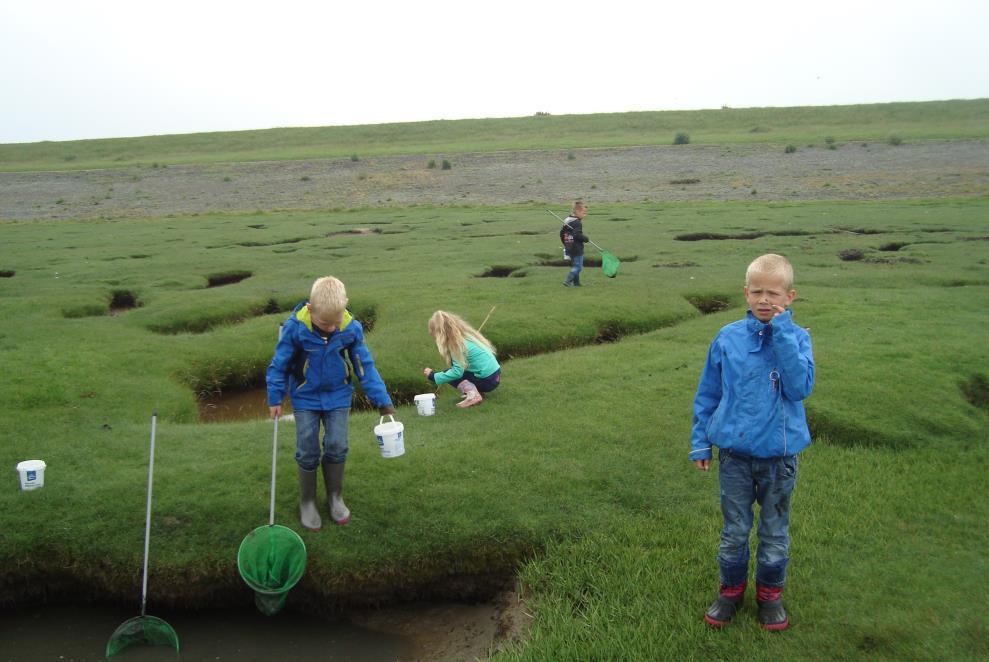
[413,393,436,416]
[373,416,405,458]
[16,460,46,491]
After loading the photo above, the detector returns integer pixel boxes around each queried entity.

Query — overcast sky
[2,0,987,144]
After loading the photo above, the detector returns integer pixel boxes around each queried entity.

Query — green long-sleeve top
[430,339,500,385]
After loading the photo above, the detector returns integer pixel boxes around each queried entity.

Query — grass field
[2,189,988,658]
[2,98,988,172]
[2,99,988,658]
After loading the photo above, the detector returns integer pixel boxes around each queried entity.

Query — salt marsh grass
[1,195,987,657]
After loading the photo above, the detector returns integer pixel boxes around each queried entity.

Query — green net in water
[601,251,620,278]
[237,524,307,615]
[105,615,180,657]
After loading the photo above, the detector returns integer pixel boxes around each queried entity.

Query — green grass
[1,198,987,659]
[2,99,988,172]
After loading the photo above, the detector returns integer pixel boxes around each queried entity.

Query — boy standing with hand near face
[689,254,815,631]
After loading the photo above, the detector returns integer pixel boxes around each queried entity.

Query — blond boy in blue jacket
[689,254,814,631]
[267,276,394,531]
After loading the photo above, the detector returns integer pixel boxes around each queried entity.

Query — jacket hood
[291,301,353,333]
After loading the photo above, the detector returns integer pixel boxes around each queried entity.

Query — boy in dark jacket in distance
[689,254,814,631]
[267,276,395,531]
[560,200,590,287]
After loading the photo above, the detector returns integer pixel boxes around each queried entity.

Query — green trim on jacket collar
[295,306,354,333]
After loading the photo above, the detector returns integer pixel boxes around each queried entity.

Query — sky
[2,0,987,144]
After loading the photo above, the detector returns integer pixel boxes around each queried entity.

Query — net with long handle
[106,412,180,657]
[236,417,307,615]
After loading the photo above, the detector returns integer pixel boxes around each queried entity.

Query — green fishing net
[105,615,179,657]
[237,524,307,615]
[601,251,621,278]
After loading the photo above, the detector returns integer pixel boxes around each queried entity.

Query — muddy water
[199,388,291,423]
[0,603,413,661]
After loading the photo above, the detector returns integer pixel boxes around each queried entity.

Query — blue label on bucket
[27,471,36,481]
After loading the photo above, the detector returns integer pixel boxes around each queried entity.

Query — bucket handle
[378,415,396,426]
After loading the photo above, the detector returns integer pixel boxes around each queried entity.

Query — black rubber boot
[704,583,746,628]
[756,584,789,631]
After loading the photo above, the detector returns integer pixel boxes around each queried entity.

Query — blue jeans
[716,449,798,587]
[294,409,349,470]
[566,254,584,282]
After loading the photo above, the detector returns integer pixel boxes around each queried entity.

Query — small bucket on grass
[16,460,46,490]
[374,416,405,458]
[413,393,436,416]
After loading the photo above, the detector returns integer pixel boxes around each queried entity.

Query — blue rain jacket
[689,310,814,460]
[266,302,393,411]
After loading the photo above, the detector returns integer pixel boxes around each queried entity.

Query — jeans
[294,409,350,470]
[716,449,798,587]
[566,254,584,282]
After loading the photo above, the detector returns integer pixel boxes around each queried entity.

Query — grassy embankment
[1,98,988,171]
[1,197,987,659]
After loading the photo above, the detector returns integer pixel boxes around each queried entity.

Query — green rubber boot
[322,462,351,525]
[298,467,322,531]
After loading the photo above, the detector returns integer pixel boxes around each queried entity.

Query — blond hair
[309,276,348,314]
[746,254,794,290]
[571,199,586,215]
[428,310,496,368]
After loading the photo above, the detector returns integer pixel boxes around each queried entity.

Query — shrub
[566,151,576,161]
[888,134,904,146]
[300,175,310,182]
[673,132,690,145]
[350,154,359,162]
[441,160,452,170]
[427,159,436,169]
[785,144,797,154]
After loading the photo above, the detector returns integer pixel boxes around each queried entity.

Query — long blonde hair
[428,310,496,368]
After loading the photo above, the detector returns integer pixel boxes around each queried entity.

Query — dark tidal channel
[0,603,412,661]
